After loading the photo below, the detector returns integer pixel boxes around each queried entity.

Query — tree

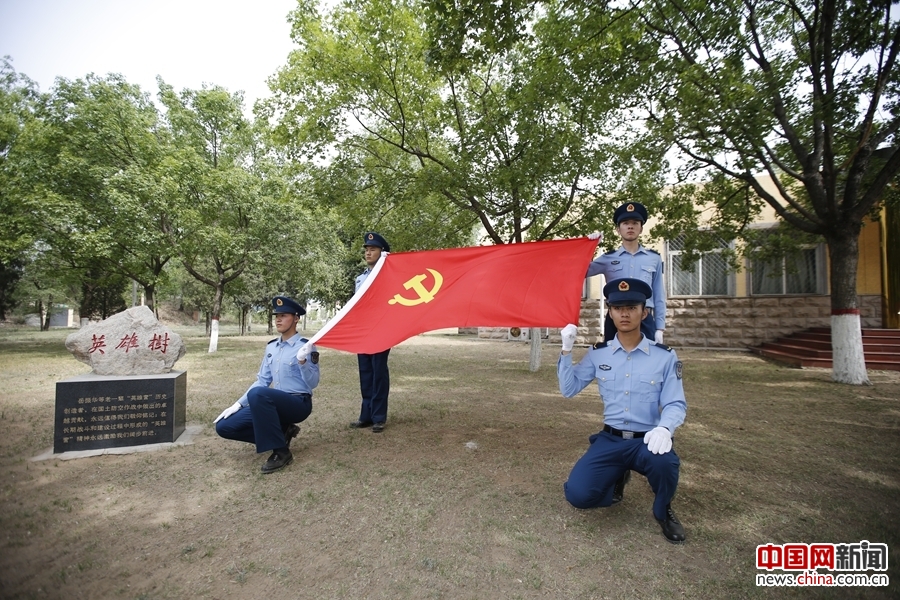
[7,73,176,315]
[0,57,40,318]
[623,0,899,385]
[266,0,656,369]
[266,0,644,244]
[160,83,283,352]
[425,0,899,384]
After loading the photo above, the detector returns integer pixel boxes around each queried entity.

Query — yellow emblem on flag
[389,269,444,306]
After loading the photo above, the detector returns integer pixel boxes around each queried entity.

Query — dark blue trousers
[215,388,312,453]
[357,349,390,423]
[564,431,680,521]
[603,310,656,342]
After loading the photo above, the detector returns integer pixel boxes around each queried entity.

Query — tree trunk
[528,328,542,372]
[826,233,870,385]
[41,296,52,331]
[240,304,250,336]
[208,282,225,353]
[144,284,156,316]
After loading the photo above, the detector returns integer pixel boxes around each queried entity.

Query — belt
[291,393,312,400]
[603,425,646,439]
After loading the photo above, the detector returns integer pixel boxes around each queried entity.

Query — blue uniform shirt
[355,268,371,293]
[587,245,667,330]
[238,333,319,406]
[557,335,686,433]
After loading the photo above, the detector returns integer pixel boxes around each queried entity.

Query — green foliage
[0,58,40,312]
[264,0,644,247]
[5,72,175,312]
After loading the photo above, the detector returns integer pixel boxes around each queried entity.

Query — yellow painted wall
[851,217,882,295]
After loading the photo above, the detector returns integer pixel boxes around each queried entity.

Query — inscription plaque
[54,371,186,453]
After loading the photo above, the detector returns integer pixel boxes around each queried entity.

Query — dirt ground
[1,329,898,599]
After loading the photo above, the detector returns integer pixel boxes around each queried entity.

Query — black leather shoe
[372,422,385,433]
[261,449,293,474]
[655,504,686,544]
[283,424,300,447]
[611,470,631,505]
[350,420,374,429]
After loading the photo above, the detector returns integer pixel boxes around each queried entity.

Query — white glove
[644,426,673,454]
[214,401,242,423]
[587,231,603,242]
[560,324,578,352]
[654,330,664,344]
[296,342,313,363]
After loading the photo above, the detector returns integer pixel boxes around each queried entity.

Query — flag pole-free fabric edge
[310,238,598,354]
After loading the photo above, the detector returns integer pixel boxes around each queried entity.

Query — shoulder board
[592,341,608,349]
[267,337,279,344]
[300,337,309,344]
[653,342,672,352]
[647,248,660,255]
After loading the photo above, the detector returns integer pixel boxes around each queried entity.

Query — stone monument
[55,306,187,454]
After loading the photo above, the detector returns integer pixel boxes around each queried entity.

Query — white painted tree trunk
[529,327,541,372]
[831,313,870,385]
[208,318,219,353]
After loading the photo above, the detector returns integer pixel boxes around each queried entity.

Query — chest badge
[599,364,612,371]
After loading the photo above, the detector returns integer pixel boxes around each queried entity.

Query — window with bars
[667,234,733,296]
[750,246,823,295]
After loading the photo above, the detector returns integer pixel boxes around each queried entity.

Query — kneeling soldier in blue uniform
[214,296,319,474]
[557,278,687,543]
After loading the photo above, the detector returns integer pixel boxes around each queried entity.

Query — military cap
[613,202,648,225]
[272,296,306,316]
[603,278,652,306]
[363,231,390,252]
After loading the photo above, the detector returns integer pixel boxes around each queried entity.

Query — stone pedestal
[54,371,186,454]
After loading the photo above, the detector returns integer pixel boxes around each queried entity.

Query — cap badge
[367,233,374,240]
[276,299,283,306]
[626,203,635,212]
[618,280,630,291]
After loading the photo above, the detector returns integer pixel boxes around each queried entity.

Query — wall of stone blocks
[665,294,883,349]
[477,295,883,350]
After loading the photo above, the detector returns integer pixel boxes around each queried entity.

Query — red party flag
[309,238,598,354]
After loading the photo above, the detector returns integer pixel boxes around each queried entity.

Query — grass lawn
[0,325,897,599]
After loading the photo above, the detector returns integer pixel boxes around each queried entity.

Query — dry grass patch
[0,327,897,599]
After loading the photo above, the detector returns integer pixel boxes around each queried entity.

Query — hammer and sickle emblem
[388,269,443,306]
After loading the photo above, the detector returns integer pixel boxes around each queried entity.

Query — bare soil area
[1,329,898,599]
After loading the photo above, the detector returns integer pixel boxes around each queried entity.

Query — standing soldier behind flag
[349,232,392,433]
[587,202,666,343]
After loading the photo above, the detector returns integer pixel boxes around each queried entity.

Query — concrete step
[752,327,900,371]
